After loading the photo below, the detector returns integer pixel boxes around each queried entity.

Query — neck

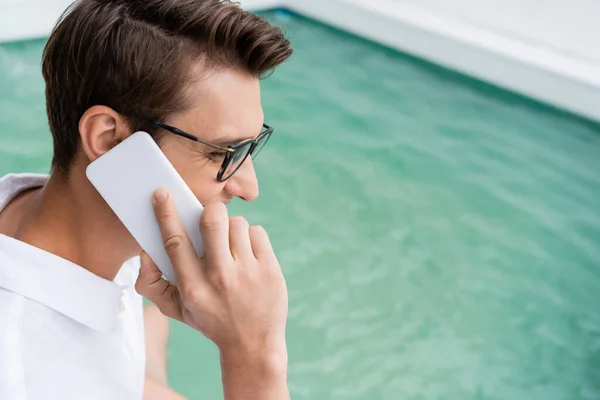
[16,166,140,281]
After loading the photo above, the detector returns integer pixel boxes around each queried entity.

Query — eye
[207,151,228,161]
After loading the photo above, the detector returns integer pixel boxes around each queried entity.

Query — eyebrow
[210,136,255,148]
[149,119,266,150]
[209,124,266,148]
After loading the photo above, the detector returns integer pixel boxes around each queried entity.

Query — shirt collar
[0,234,137,332]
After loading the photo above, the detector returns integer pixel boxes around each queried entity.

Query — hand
[135,189,288,369]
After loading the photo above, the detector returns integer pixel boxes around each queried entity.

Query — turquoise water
[2,10,600,400]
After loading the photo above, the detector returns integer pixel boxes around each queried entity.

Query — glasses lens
[221,142,253,181]
[251,130,272,160]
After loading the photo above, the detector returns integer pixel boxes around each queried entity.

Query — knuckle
[156,210,174,226]
[201,203,227,230]
[134,280,146,296]
[182,286,203,305]
[163,234,184,255]
[249,224,266,237]
[229,216,249,230]
[250,225,273,248]
[209,271,231,292]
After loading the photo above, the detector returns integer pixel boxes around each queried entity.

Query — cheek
[185,171,227,205]
[161,141,226,204]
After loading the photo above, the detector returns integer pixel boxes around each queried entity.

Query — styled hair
[42,0,292,173]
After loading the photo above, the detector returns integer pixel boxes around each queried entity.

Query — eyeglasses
[149,119,274,182]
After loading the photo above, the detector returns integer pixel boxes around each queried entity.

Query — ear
[79,106,131,163]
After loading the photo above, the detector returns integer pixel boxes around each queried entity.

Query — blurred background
[1,0,600,399]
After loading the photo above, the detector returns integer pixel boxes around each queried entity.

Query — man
[0,0,292,398]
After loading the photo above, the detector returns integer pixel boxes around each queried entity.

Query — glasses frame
[149,119,274,182]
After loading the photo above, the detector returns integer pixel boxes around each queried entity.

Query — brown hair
[42,0,292,174]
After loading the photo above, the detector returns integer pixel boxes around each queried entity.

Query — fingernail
[139,253,153,276]
[154,189,168,203]
[140,260,151,274]
[139,251,148,270]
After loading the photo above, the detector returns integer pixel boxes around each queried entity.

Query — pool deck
[1,0,599,123]
[285,0,600,123]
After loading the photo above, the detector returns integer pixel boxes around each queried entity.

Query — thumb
[136,251,184,322]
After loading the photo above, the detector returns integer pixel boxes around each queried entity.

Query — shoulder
[0,287,85,343]
[0,173,48,191]
[0,173,48,211]
[0,289,141,400]
[0,287,27,327]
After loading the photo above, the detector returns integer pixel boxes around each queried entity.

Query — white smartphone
[86,131,204,284]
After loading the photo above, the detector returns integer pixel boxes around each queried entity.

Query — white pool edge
[1,0,599,123]
[287,0,600,123]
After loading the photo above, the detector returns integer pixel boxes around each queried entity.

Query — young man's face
[158,68,264,205]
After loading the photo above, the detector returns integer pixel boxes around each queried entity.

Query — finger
[152,188,201,284]
[136,251,184,322]
[248,225,274,260]
[229,216,253,260]
[200,201,232,267]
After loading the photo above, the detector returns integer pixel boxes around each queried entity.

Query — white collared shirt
[0,174,146,400]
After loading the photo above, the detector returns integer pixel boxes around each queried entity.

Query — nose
[224,157,259,202]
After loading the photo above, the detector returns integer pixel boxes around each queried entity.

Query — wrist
[221,349,290,400]
[220,343,288,376]
[219,342,289,399]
